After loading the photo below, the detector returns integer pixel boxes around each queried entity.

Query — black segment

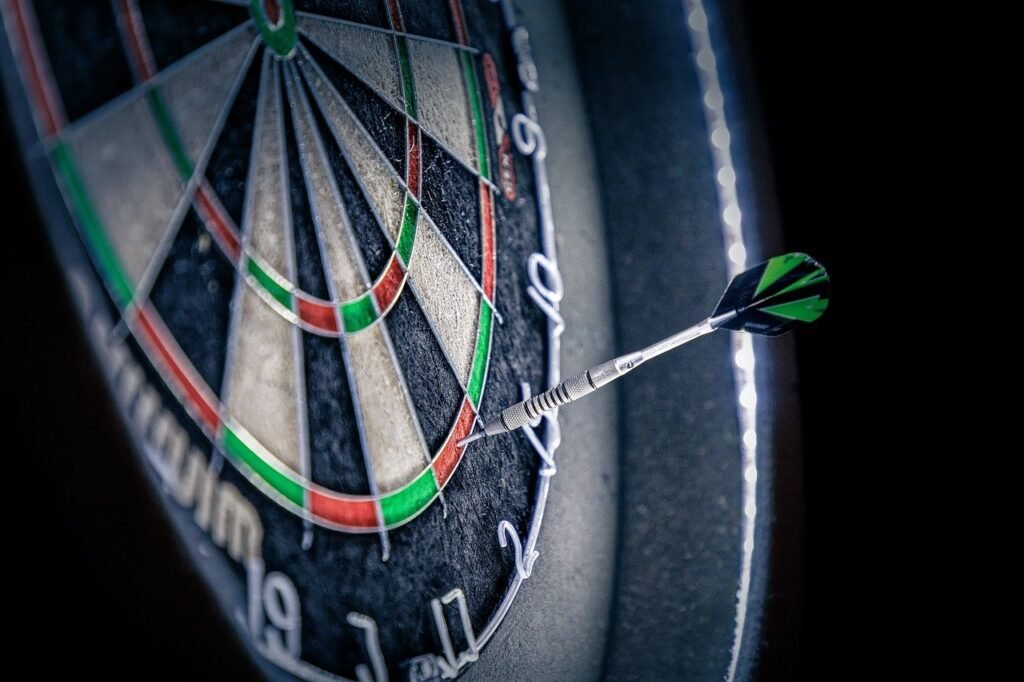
[282,67,331,301]
[399,0,456,42]
[712,258,762,316]
[301,69,392,280]
[420,133,482,282]
[460,0,509,56]
[384,291,461,454]
[149,209,235,391]
[203,49,263,227]
[31,0,135,122]
[137,0,249,70]
[294,0,389,28]
[300,37,405,178]
[302,333,373,495]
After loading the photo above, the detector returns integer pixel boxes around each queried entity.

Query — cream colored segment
[407,40,477,170]
[299,58,405,242]
[67,95,183,286]
[407,214,480,384]
[226,286,302,472]
[297,16,403,110]
[159,26,255,163]
[347,325,429,493]
[247,58,290,274]
[289,76,366,299]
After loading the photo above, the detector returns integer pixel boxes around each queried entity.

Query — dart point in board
[459,252,829,447]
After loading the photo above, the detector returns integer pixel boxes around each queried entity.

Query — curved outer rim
[474,0,562,652]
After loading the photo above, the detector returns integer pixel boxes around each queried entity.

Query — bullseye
[251,0,295,57]
[262,0,283,29]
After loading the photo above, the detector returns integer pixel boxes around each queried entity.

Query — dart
[459,252,829,447]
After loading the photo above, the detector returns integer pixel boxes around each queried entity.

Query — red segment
[373,257,406,312]
[262,0,281,26]
[118,0,155,81]
[298,298,340,333]
[479,183,495,298]
[433,399,475,487]
[135,305,220,433]
[309,491,379,529]
[447,0,470,45]
[406,121,421,198]
[482,54,501,107]
[9,0,63,136]
[385,0,405,31]
[499,135,516,201]
[194,186,242,262]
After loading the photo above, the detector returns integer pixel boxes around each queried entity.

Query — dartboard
[1,0,568,678]
[3,0,797,679]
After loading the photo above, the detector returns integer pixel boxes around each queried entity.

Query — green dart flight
[459,252,829,446]
[711,251,829,334]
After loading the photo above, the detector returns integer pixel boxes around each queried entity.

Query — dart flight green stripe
[754,252,805,297]
[761,296,828,322]
[773,267,828,298]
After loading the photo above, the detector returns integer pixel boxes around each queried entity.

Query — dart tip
[458,431,486,448]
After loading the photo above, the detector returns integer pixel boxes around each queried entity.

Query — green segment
[146,91,193,179]
[395,37,417,118]
[247,258,293,309]
[51,143,134,305]
[467,304,493,406]
[250,0,296,57]
[381,468,438,526]
[761,296,828,322]
[223,426,305,506]
[341,293,378,332]
[755,252,807,297]
[397,199,418,265]
[774,267,828,298]
[460,51,489,180]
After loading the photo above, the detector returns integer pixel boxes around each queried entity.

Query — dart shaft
[474,318,718,440]
[638,316,718,361]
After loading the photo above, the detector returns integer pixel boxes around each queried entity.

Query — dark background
[3,0,857,677]
[738,1,846,677]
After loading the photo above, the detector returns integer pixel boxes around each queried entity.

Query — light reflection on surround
[682,2,760,681]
